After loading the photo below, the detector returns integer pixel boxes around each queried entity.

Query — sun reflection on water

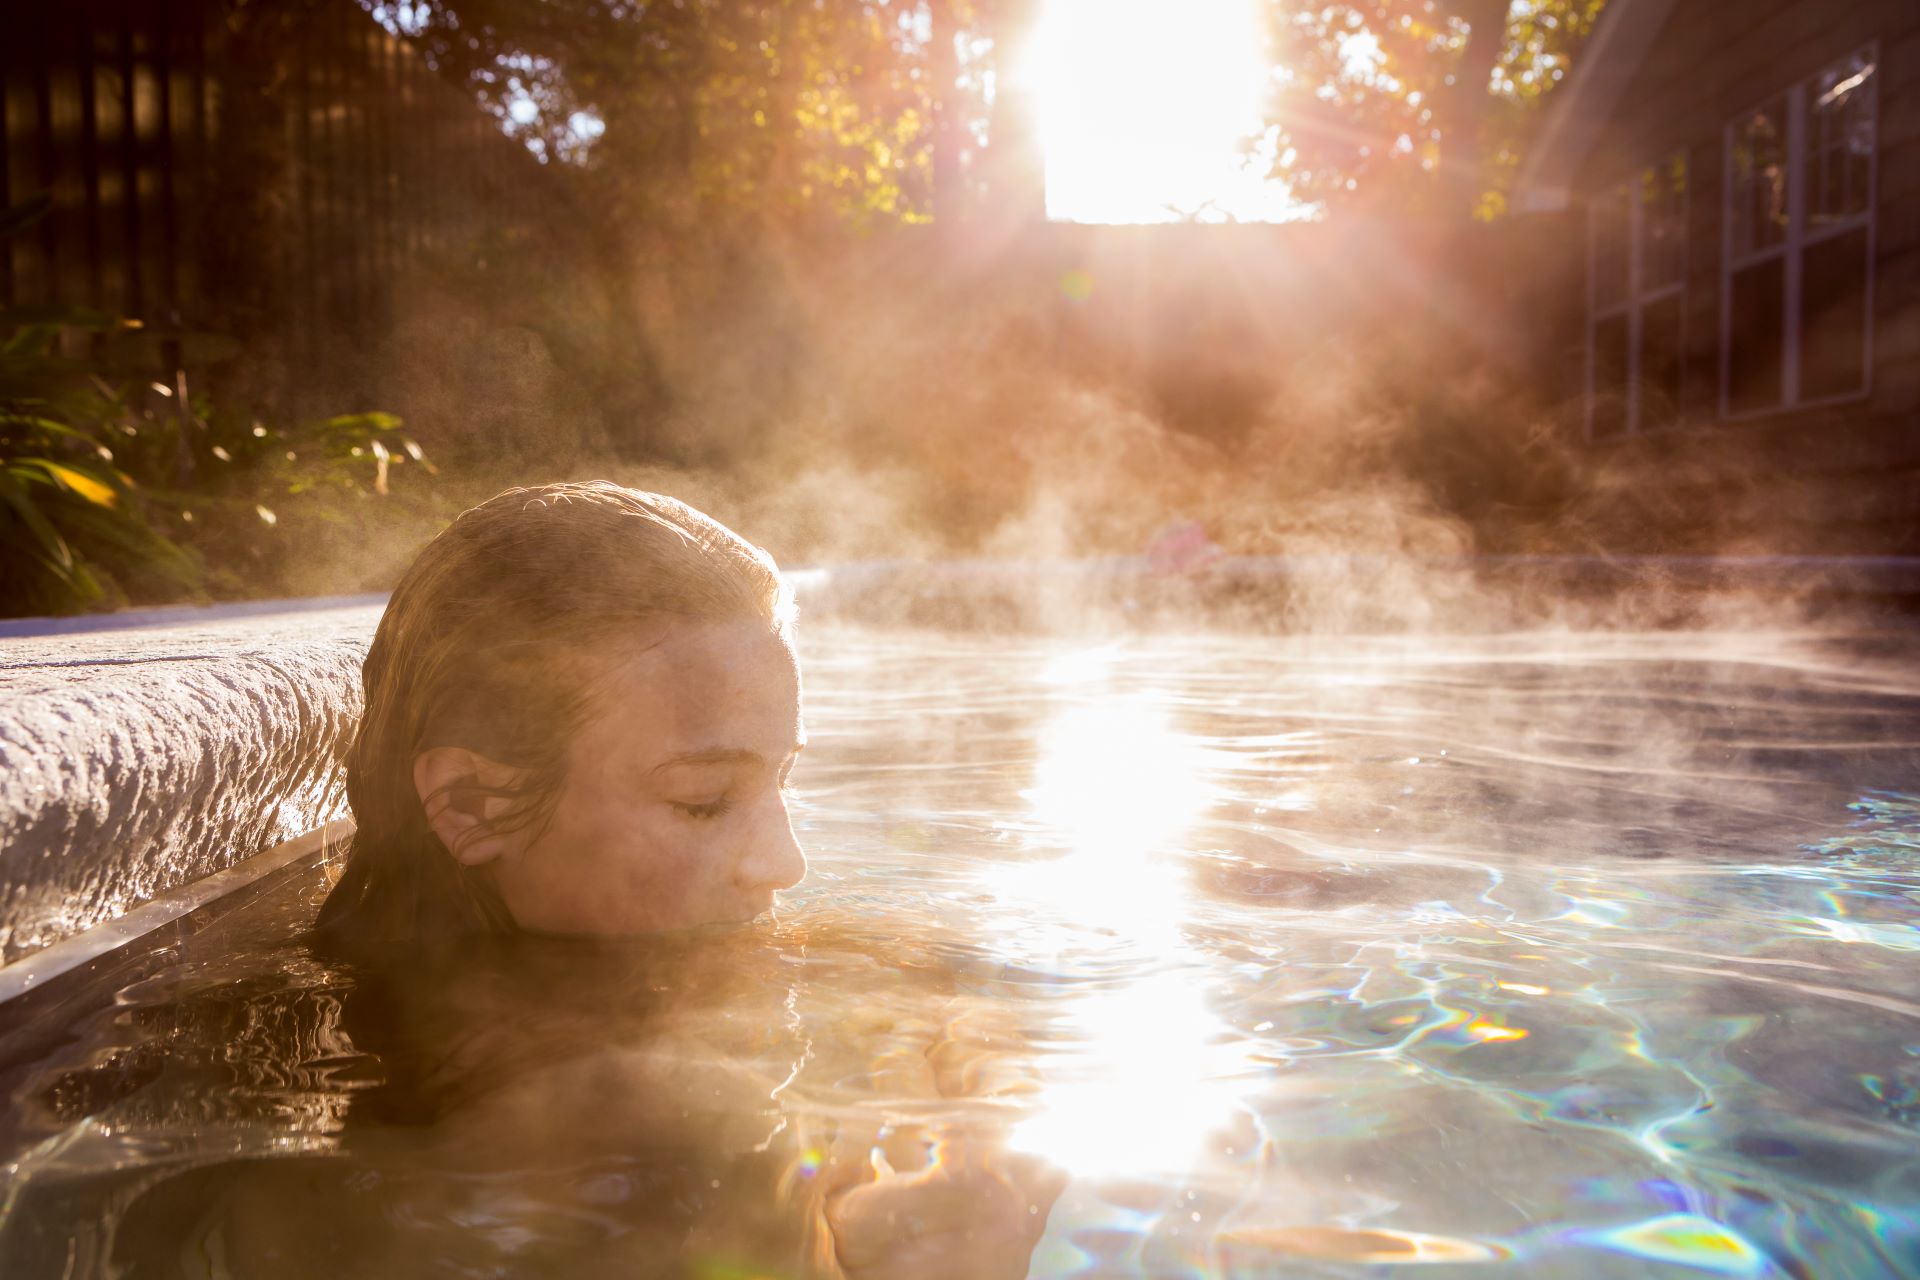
[984,690,1222,943]
[1026,699,1219,850]
[978,670,1257,1179]
[1009,970,1253,1179]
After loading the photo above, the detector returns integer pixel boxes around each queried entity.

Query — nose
[737,789,807,893]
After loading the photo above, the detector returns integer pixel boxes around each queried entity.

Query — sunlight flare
[1029,0,1300,223]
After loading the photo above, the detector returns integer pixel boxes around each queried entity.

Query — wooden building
[1517,0,1920,549]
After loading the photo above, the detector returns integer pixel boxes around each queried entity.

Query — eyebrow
[650,741,805,773]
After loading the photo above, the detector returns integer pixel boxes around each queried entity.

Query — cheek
[566,797,684,894]
[524,787,729,927]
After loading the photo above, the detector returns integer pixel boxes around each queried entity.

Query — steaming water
[3,623,1918,1277]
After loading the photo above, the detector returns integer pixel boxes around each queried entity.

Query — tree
[372,0,965,233]
[370,0,1609,229]
[360,0,1007,454]
[1259,0,1608,220]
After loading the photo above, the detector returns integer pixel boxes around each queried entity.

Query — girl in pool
[317,481,807,945]
[307,481,1060,1279]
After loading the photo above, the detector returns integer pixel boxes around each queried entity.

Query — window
[1587,151,1688,440]
[1721,46,1877,417]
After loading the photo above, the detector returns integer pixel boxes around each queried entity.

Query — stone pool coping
[2,553,1916,981]
[0,598,382,967]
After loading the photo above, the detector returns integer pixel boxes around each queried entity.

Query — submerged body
[56,924,1046,1278]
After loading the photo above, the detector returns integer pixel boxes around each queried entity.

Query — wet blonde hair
[315,482,793,947]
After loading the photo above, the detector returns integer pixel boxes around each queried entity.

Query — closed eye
[673,797,734,820]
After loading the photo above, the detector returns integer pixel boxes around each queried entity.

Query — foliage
[1481,0,1609,215]
[0,199,198,614]
[1259,0,1608,219]
[0,194,438,618]
[377,0,973,232]
[375,0,1604,230]
[157,407,442,600]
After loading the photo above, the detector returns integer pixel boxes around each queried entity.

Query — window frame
[1584,150,1689,442]
[1718,43,1879,421]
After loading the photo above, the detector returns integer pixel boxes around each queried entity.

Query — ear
[412,747,528,867]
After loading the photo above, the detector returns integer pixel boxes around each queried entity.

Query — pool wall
[0,598,381,967]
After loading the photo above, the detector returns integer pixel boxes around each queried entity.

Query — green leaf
[0,195,53,241]
[38,459,120,506]
[9,455,123,502]
[53,494,201,588]
[0,466,75,574]
[0,413,111,448]
[1,324,61,359]
[322,411,404,434]
[0,348,91,379]
[0,303,119,331]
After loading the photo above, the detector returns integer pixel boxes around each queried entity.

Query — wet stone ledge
[0,600,382,965]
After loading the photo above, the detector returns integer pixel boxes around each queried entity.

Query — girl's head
[317,482,806,946]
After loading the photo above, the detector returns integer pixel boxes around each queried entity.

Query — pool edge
[0,820,353,1006]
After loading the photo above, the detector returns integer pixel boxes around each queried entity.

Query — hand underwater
[825,1137,1067,1280]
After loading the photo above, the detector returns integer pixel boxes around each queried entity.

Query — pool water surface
[2,622,1917,1277]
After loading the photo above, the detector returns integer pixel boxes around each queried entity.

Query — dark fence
[1,0,563,409]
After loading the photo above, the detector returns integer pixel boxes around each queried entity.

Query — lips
[696,898,774,930]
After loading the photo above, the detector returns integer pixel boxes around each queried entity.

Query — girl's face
[485,619,807,936]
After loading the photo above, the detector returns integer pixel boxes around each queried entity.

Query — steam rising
[295,212,1907,638]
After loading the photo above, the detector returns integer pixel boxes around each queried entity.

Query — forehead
[585,620,800,760]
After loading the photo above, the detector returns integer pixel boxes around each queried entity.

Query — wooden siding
[1581,0,1911,184]
[1540,0,1920,553]
[1559,0,1920,514]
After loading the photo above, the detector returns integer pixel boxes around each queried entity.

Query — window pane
[1640,294,1683,429]
[1640,153,1688,291]
[1592,187,1629,312]
[1591,313,1630,439]
[1731,99,1788,258]
[1727,257,1784,414]
[1810,49,1875,227]
[1800,226,1870,400]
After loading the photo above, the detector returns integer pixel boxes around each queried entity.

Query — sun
[1027,0,1301,224]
